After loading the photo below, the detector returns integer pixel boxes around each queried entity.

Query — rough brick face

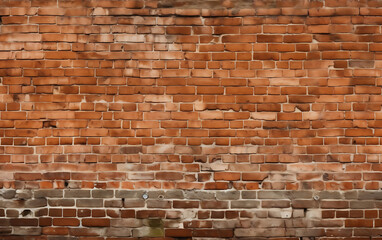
[1,0,382,239]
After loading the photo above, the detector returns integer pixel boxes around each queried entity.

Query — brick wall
[1,0,382,238]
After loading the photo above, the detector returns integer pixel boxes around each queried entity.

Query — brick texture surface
[1,0,382,238]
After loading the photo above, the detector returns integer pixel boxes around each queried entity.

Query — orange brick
[214,172,240,181]
[166,27,191,35]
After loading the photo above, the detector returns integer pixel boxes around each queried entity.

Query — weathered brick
[115,190,145,199]
[262,200,291,208]
[358,191,382,200]
[48,199,75,207]
[216,191,240,200]
[64,190,90,198]
[105,199,123,208]
[350,201,375,209]
[92,190,114,198]
[147,199,171,208]
[164,190,184,199]
[25,199,47,208]
[34,190,63,198]
[292,200,319,208]
[123,199,145,208]
[76,199,103,207]
[111,219,143,228]
[0,1,380,238]
[12,227,41,235]
[184,191,215,200]
[120,146,142,154]
[231,200,260,208]
[132,227,164,238]
[106,227,132,237]
[201,201,229,209]
[258,191,290,199]
[235,228,286,237]
[1,190,16,199]
[295,228,325,237]
[242,191,257,199]
[318,191,343,199]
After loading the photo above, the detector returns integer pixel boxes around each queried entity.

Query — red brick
[242,173,268,181]
[257,34,283,42]
[53,218,80,226]
[222,35,256,43]
[2,16,28,24]
[82,218,110,227]
[345,219,373,228]
[214,172,240,181]
[173,201,200,208]
[14,173,42,180]
[166,27,192,35]
[156,172,183,180]
[194,229,233,238]
[166,229,192,237]
[268,44,295,52]
[205,182,229,190]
